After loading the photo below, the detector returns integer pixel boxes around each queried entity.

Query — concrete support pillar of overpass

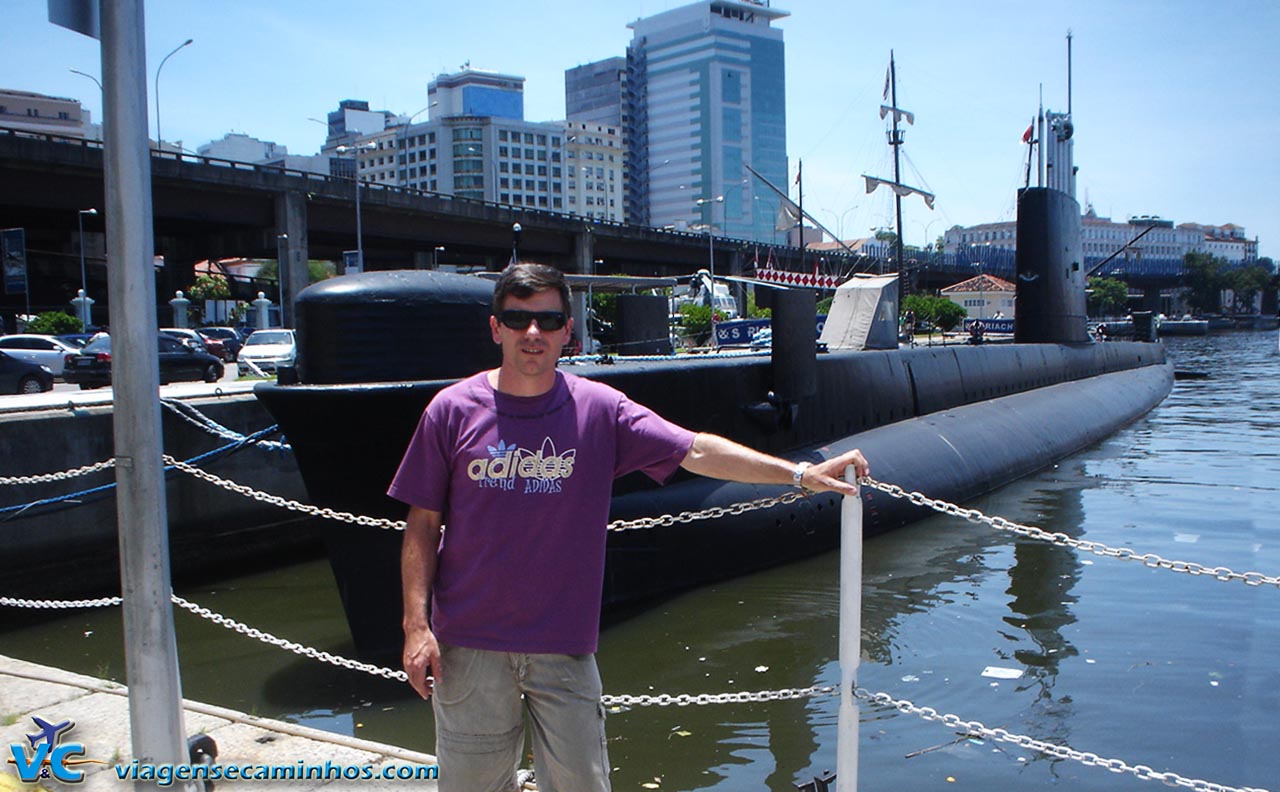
[572,229,596,351]
[274,191,309,328]
[412,250,430,270]
[728,247,746,317]
[1141,286,1162,313]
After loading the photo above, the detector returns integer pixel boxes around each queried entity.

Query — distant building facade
[565,58,627,127]
[0,89,87,138]
[940,273,1017,320]
[565,121,624,222]
[942,207,1260,268]
[622,0,790,242]
[343,70,566,210]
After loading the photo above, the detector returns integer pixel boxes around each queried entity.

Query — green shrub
[25,311,82,335]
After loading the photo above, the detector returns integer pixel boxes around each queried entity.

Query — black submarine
[256,111,1173,662]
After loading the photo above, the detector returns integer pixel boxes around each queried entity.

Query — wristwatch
[792,461,811,489]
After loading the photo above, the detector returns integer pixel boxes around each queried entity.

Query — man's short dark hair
[492,262,572,316]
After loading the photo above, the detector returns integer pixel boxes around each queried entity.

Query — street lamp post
[77,207,97,299]
[822,206,859,243]
[276,234,289,324]
[397,102,437,186]
[336,142,376,272]
[432,246,445,270]
[511,223,522,264]
[694,195,724,280]
[154,38,193,148]
[76,207,97,327]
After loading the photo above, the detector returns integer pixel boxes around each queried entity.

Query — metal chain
[160,399,291,452]
[0,458,115,486]
[0,594,121,609]
[3,593,1267,790]
[161,455,408,531]
[170,595,407,682]
[609,491,806,532]
[855,688,1270,792]
[602,686,838,708]
[862,478,1280,589]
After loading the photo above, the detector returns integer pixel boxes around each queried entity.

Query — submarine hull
[256,341,1171,663]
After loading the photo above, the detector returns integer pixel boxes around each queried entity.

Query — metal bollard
[837,466,862,792]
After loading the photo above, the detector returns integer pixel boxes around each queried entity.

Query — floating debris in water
[754,665,769,673]
[981,666,1023,680]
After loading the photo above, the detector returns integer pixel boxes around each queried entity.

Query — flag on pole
[1022,122,1034,144]
[883,64,891,99]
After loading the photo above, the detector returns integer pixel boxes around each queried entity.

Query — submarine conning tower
[1015,109,1089,344]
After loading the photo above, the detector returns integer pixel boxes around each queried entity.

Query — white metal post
[837,465,862,792]
[100,0,190,777]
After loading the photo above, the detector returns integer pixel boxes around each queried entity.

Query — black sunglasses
[496,310,568,331]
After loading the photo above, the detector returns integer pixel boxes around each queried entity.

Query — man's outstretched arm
[679,433,869,496]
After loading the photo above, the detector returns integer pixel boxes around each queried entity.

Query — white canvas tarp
[818,274,900,350]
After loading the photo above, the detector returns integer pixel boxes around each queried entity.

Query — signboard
[343,249,362,275]
[2,228,27,295]
[962,317,1015,334]
[714,315,828,346]
[48,0,100,39]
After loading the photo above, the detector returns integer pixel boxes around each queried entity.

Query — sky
[4,0,1277,259]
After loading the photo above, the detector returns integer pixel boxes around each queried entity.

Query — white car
[0,334,81,376]
[237,329,296,376]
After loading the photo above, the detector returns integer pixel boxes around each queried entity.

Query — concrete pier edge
[1,654,439,790]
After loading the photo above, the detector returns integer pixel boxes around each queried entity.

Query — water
[3,332,1278,791]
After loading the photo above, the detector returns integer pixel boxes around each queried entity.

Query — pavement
[0,374,259,416]
[0,655,439,791]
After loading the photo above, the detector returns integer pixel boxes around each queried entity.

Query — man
[390,263,869,792]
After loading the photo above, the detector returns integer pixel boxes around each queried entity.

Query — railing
[0,402,1274,791]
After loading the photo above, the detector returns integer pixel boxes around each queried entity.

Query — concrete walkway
[0,655,438,790]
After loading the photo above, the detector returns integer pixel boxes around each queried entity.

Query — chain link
[609,491,806,532]
[0,458,115,486]
[862,478,1280,589]
[602,685,838,708]
[3,590,1269,790]
[161,455,408,531]
[170,595,407,682]
[854,688,1270,792]
[0,594,122,609]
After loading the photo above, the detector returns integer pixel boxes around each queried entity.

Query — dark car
[63,334,225,390]
[197,326,243,361]
[0,350,55,394]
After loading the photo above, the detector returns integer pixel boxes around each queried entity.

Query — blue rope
[0,424,282,520]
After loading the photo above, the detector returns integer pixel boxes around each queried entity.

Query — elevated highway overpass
[0,130,859,325]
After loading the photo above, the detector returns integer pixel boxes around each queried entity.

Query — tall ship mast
[862,50,935,293]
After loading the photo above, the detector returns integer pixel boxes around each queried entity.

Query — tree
[1225,264,1271,313]
[1086,277,1128,317]
[256,259,337,286]
[901,294,967,334]
[25,311,81,335]
[933,298,967,332]
[1182,252,1227,314]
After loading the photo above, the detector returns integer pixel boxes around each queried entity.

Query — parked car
[237,328,296,376]
[55,333,94,349]
[0,334,81,376]
[160,327,210,352]
[63,334,225,390]
[0,350,54,394]
[197,326,243,361]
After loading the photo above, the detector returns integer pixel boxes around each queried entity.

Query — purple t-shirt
[388,370,696,655]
